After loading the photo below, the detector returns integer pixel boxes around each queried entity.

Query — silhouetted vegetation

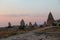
[52,23,57,26]
[40,25,43,27]
[59,24,60,26]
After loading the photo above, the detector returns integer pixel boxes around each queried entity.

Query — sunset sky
[0,0,60,27]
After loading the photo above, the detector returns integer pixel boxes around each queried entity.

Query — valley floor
[0,26,60,40]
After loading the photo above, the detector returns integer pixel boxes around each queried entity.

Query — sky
[0,0,60,27]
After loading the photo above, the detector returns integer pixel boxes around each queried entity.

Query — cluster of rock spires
[47,12,55,26]
[41,12,60,27]
[1,12,60,30]
[7,19,38,30]
[0,12,60,39]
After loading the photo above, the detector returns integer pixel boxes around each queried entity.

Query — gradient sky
[0,0,60,27]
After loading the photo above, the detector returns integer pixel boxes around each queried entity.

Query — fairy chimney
[47,12,55,26]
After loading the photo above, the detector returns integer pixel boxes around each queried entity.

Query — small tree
[52,23,57,26]
[59,24,60,26]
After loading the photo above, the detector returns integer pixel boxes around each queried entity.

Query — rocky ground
[0,27,60,40]
[0,32,60,40]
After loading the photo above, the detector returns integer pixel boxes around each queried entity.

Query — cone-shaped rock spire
[19,19,25,30]
[47,12,55,26]
[8,22,12,28]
